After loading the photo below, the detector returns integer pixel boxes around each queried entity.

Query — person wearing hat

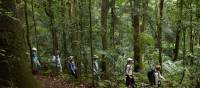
[32,47,41,73]
[69,56,78,79]
[154,64,165,87]
[125,58,135,88]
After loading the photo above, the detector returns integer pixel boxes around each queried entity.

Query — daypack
[147,69,156,85]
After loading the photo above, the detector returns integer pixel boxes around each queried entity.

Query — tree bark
[88,0,94,86]
[157,0,164,71]
[46,0,58,54]
[61,0,68,58]
[173,0,184,61]
[101,0,109,78]
[174,30,181,61]
[189,3,194,65]
[110,0,116,48]
[180,0,185,83]
[131,0,143,72]
[141,0,148,32]
[31,0,38,49]
[0,0,39,87]
[24,0,34,72]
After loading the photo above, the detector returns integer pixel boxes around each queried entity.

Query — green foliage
[140,32,155,53]
[116,0,127,7]
[12,0,200,87]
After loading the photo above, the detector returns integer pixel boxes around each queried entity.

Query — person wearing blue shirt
[69,56,77,79]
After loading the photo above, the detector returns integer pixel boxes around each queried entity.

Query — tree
[141,0,148,32]
[60,0,68,59]
[101,0,109,78]
[89,0,94,86]
[130,0,143,72]
[173,0,183,61]
[0,0,39,87]
[179,0,185,84]
[31,0,38,49]
[110,0,116,48]
[45,0,59,54]
[157,0,164,69]
[189,0,194,65]
[24,0,33,71]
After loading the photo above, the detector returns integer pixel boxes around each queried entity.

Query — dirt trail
[34,75,89,88]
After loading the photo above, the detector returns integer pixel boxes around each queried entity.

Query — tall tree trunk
[173,0,183,62]
[154,0,159,39]
[181,24,186,84]
[179,0,185,84]
[131,0,142,72]
[140,0,148,65]
[0,0,39,87]
[46,0,58,54]
[189,3,194,65]
[174,30,181,61]
[196,1,200,46]
[31,0,38,49]
[182,8,185,64]
[141,0,148,32]
[24,0,33,71]
[101,0,109,78]
[110,0,117,80]
[157,0,164,71]
[69,0,79,58]
[110,0,116,48]
[67,1,72,55]
[88,0,94,86]
[61,0,68,58]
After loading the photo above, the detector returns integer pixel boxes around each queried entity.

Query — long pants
[126,75,135,88]
[71,70,78,79]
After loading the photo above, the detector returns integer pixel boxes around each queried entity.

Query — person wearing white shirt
[154,65,166,87]
[125,58,135,88]
[32,47,41,73]
[93,55,100,74]
[52,50,62,73]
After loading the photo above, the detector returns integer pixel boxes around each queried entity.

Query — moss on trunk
[0,14,39,88]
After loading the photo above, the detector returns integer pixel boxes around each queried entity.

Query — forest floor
[34,74,90,88]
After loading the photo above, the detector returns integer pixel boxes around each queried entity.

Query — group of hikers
[126,58,166,88]
[31,47,166,88]
[31,47,78,79]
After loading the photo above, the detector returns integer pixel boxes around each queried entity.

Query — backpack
[147,69,155,85]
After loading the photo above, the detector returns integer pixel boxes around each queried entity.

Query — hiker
[125,58,135,88]
[93,55,102,81]
[69,56,78,79]
[93,55,100,75]
[52,50,62,73]
[147,64,166,87]
[32,47,41,73]
[154,65,165,87]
